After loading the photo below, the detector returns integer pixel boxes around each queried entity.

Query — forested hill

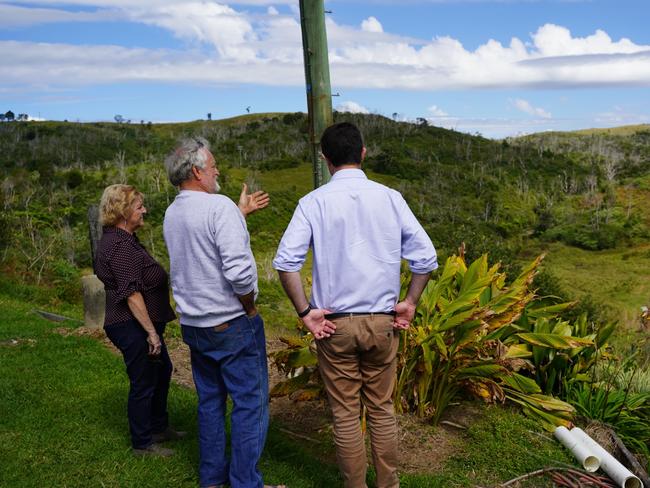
[1,113,649,317]
[511,125,650,177]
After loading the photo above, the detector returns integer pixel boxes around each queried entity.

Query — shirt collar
[103,226,137,243]
[330,168,367,181]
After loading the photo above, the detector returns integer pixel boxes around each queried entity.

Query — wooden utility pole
[299,0,333,188]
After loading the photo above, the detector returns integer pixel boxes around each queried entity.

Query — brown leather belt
[213,322,230,332]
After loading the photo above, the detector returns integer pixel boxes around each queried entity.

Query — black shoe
[133,444,175,457]
[152,427,187,443]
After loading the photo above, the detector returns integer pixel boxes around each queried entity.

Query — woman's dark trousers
[105,320,173,449]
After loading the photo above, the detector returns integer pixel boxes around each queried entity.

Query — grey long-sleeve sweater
[163,190,258,327]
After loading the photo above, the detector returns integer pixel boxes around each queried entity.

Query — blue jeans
[182,314,269,488]
[104,320,172,449]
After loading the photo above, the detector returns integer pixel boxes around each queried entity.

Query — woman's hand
[147,332,162,356]
[127,292,162,355]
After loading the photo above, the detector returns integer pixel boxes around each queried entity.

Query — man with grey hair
[163,137,281,488]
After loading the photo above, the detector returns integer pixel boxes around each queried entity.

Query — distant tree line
[1,111,30,122]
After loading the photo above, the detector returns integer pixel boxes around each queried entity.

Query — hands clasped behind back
[302,308,336,340]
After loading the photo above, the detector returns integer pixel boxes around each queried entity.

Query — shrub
[282,112,305,125]
[394,253,582,428]
[0,211,12,249]
[65,169,83,189]
[258,156,302,171]
[365,147,424,180]
[543,223,626,250]
[50,258,81,302]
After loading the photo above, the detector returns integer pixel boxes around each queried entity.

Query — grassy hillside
[1,113,649,328]
[531,242,650,325]
[572,124,650,136]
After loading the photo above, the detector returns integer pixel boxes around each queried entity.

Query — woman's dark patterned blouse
[95,226,176,326]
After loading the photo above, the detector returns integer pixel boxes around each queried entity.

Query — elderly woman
[95,183,182,457]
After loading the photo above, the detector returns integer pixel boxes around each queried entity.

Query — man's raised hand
[238,183,270,217]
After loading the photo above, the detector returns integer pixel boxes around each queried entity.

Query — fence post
[82,205,104,328]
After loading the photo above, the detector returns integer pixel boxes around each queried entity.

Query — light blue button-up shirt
[273,168,438,313]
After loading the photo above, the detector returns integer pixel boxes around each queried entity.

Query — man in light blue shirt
[273,122,437,488]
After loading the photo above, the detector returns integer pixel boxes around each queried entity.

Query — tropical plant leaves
[516,332,593,349]
[505,343,532,359]
[501,373,541,395]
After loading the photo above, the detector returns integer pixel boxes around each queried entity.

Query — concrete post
[81,274,105,328]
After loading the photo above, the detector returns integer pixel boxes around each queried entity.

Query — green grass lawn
[0,292,575,487]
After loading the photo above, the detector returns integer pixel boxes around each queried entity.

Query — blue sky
[1,0,649,137]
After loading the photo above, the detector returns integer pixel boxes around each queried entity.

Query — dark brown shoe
[152,427,187,442]
[133,444,175,457]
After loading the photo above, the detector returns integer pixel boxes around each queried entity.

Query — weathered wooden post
[88,204,103,265]
[81,205,105,328]
[299,0,334,188]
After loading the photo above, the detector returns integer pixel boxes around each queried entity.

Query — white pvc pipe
[571,427,643,488]
[554,426,600,472]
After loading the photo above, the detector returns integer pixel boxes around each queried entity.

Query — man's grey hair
[164,137,211,186]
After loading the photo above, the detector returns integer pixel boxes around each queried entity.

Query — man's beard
[214,180,221,193]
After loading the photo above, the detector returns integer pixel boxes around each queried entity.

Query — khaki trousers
[317,314,400,488]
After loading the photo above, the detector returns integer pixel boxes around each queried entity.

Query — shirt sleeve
[273,202,312,272]
[107,241,144,302]
[213,200,257,296]
[398,195,438,274]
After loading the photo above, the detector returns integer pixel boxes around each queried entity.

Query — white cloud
[2,1,650,93]
[336,101,370,114]
[127,3,258,60]
[5,0,294,6]
[0,41,304,87]
[361,16,383,33]
[512,98,552,119]
[595,107,650,125]
[428,105,448,117]
[0,3,121,27]
[326,23,650,90]
[531,24,644,57]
